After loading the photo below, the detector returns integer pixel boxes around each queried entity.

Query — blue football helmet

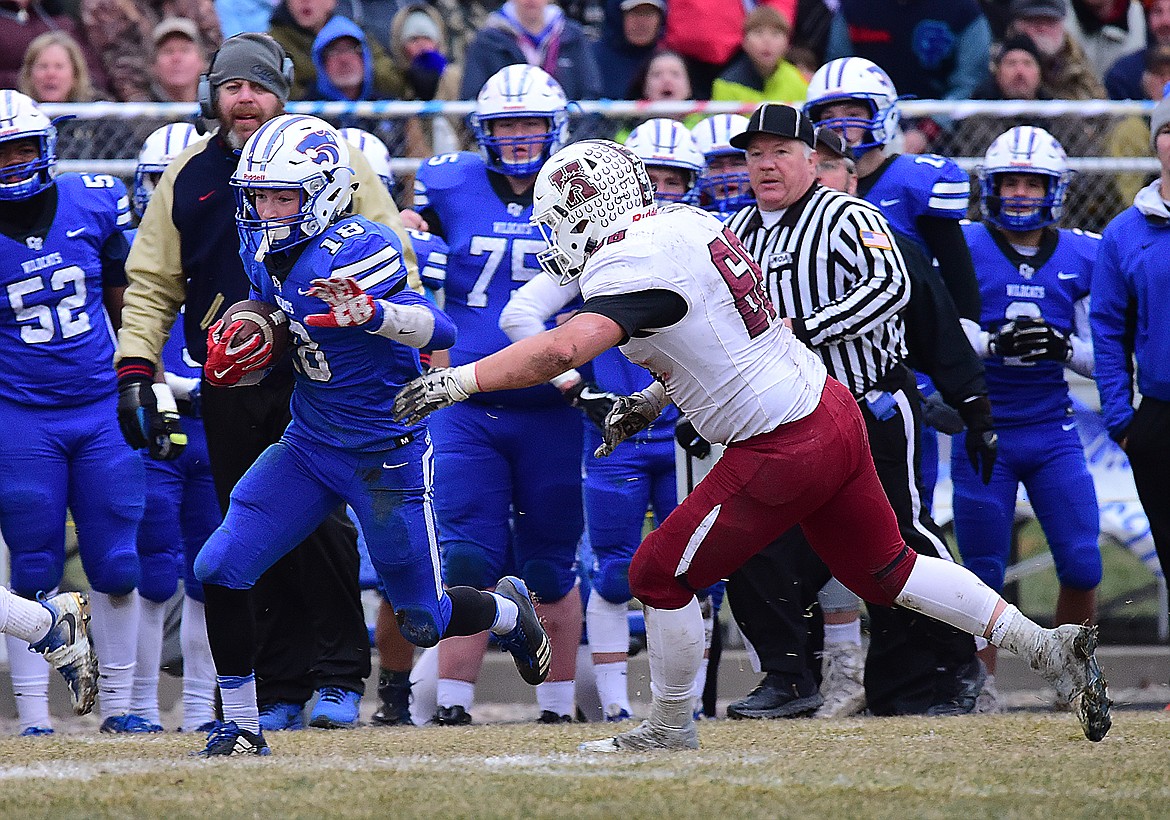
[979,125,1072,232]
[0,90,57,201]
[804,57,900,158]
[470,64,568,178]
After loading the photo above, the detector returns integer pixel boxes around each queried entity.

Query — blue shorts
[0,394,143,596]
[194,429,451,633]
[952,417,1102,591]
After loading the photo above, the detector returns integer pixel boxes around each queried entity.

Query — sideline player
[408,64,584,725]
[190,115,550,756]
[394,139,1112,749]
[0,90,145,735]
[688,113,753,221]
[958,126,1101,710]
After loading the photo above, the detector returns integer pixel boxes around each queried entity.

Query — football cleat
[309,687,361,729]
[195,721,270,757]
[726,673,822,719]
[19,726,54,737]
[371,670,414,727]
[814,641,867,719]
[493,576,551,686]
[258,701,304,731]
[578,718,699,753]
[100,713,164,734]
[536,710,572,724]
[604,706,632,723]
[1031,624,1112,742]
[29,591,98,716]
[432,705,472,726]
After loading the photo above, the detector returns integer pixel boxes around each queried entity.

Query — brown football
[216,299,290,386]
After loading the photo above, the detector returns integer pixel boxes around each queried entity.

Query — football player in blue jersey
[624,118,703,205]
[958,126,1101,711]
[0,90,150,735]
[689,113,753,222]
[127,122,220,735]
[406,64,585,726]
[191,114,550,757]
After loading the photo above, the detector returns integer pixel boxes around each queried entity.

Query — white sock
[536,679,575,719]
[824,619,862,647]
[436,678,475,711]
[6,634,51,731]
[574,643,602,721]
[180,597,217,732]
[585,594,630,654]
[89,591,141,719]
[592,660,631,717]
[131,597,167,725]
[894,554,1001,636]
[218,673,259,734]
[988,603,1044,656]
[645,598,704,728]
[488,593,519,634]
[409,646,439,726]
[690,657,709,705]
[0,588,50,644]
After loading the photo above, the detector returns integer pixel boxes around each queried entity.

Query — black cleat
[727,673,823,719]
[493,576,551,686]
[372,670,414,727]
[432,705,472,726]
[194,721,270,757]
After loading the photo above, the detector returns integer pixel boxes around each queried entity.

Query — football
[216,299,290,386]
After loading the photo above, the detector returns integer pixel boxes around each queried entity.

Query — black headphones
[198,33,295,120]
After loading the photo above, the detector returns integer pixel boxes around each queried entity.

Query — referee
[723,104,983,718]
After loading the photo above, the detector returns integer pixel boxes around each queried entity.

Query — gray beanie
[1151,94,1170,153]
[209,32,291,105]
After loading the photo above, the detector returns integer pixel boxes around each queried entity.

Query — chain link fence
[41,99,1159,232]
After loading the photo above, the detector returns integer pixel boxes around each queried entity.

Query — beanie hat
[401,10,440,43]
[208,32,291,105]
[995,34,1043,66]
[1151,93,1170,153]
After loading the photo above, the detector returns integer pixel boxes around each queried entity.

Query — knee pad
[1055,549,1104,592]
[84,545,140,597]
[9,551,64,598]
[138,551,180,603]
[396,605,441,648]
[520,557,574,602]
[442,542,494,589]
[591,558,631,604]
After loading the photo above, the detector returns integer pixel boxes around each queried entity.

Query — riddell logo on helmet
[548,159,600,210]
[240,172,267,180]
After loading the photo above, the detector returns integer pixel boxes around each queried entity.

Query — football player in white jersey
[394,139,1112,749]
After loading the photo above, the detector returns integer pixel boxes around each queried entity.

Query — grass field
[1,713,1166,820]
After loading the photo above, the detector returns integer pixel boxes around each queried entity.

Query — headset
[197,33,295,120]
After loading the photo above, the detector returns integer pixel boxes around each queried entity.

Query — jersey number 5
[708,228,775,339]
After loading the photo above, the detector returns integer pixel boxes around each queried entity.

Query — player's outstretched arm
[303,276,455,350]
[394,312,625,425]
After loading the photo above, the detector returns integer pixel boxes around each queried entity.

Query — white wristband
[151,382,179,414]
[450,363,481,396]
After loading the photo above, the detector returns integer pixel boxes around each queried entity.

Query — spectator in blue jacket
[458,0,602,101]
[592,0,666,100]
[1091,91,1170,583]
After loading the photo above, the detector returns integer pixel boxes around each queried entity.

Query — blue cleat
[195,721,270,757]
[258,701,304,732]
[309,687,361,729]
[29,591,98,716]
[19,726,54,737]
[493,576,551,686]
[100,713,164,734]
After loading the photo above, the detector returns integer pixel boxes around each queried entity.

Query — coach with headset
[115,32,420,730]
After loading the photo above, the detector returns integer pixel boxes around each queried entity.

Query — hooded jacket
[458,0,601,100]
[591,0,664,100]
[311,14,377,100]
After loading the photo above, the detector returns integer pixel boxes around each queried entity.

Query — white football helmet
[689,113,753,213]
[0,90,57,200]
[623,119,702,203]
[979,125,1073,232]
[231,114,355,261]
[339,126,393,192]
[470,64,569,177]
[135,122,203,216]
[803,57,900,155]
[531,140,655,283]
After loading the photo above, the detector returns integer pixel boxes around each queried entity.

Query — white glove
[594,382,669,457]
[393,364,479,425]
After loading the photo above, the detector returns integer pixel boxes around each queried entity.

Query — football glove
[205,318,273,387]
[562,380,621,431]
[393,365,479,425]
[990,317,1070,363]
[674,418,711,459]
[595,385,668,458]
[303,276,382,328]
[116,361,187,461]
[921,391,966,435]
[958,395,997,485]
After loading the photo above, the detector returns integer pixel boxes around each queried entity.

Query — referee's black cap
[730,103,816,150]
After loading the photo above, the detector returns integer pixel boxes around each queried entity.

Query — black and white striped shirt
[727,183,910,398]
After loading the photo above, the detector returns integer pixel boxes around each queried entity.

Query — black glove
[920,391,966,435]
[563,381,621,432]
[674,418,711,459]
[116,359,187,461]
[990,317,1070,362]
[958,395,997,485]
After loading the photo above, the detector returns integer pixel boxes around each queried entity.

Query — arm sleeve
[116,164,186,367]
[791,206,909,346]
[499,274,580,342]
[1066,295,1094,379]
[916,215,982,321]
[349,148,422,293]
[577,290,688,341]
[386,288,457,350]
[1090,231,1137,440]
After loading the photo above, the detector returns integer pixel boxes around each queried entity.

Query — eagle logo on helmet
[296,129,341,166]
[548,159,602,210]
